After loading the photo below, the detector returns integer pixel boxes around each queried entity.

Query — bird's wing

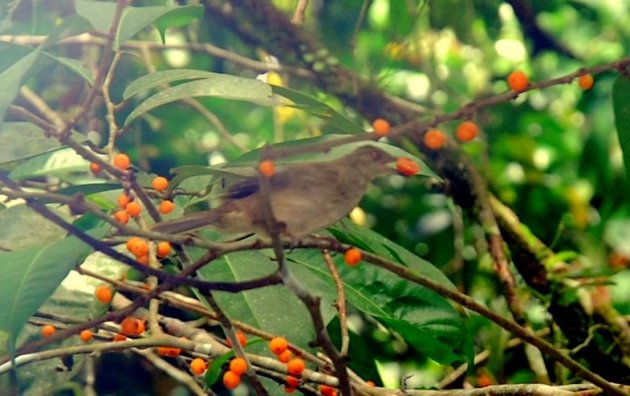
[222,169,294,200]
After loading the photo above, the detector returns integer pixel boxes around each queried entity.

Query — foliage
[0,0,629,395]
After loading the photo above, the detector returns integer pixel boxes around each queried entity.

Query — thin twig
[103,51,123,155]
[291,0,309,25]
[135,349,208,396]
[322,249,350,356]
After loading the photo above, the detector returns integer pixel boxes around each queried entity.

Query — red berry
[269,336,289,355]
[507,70,529,92]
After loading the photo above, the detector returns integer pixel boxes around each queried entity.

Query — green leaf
[612,75,630,192]
[33,183,122,205]
[9,147,90,181]
[0,14,92,124]
[0,227,107,352]
[116,5,203,48]
[205,351,233,386]
[0,204,66,251]
[0,123,64,164]
[75,0,117,33]
[125,75,274,125]
[123,69,220,100]
[311,220,470,364]
[194,251,316,353]
[0,42,93,86]
[232,136,437,178]
[153,6,204,43]
[271,85,364,134]
[47,55,93,85]
[0,48,41,124]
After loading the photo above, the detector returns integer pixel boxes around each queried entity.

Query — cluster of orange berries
[40,320,139,344]
[421,120,479,151]
[90,154,176,267]
[507,69,594,93]
[375,70,595,153]
[93,156,177,267]
[89,153,175,224]
[41,324,95,342]
[268,336,310,393]
[112,177,173,226]
[371,119,422,177]
[221,357,248,389]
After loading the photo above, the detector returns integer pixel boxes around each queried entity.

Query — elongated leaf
[0,123,63,164]
[271,85,364,134]
[116,5,203,48]
[0,227,107,351]
[0,49,41,123]
[195,251,317,353]
[232,136,437,178]
[304,220,469,364]
[0,204,65,250]
[123,69,220,100]
[48,55,93,84]
[9,147,90,180]
[0,42,93,86]
[0,15,92,124]
[152,5,204,43]
[613,75,630,192]
[75,0,116,33]
[125,75,274,125]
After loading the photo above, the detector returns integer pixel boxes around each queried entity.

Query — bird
[152,145,397,239]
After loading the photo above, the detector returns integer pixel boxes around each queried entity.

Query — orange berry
[125,201,141,217]
[455,121,478,142]
[156,241,172,258]
[152,176,169,192]
[41,325,55,337]
[287,358,305,376]
[396,157,420,176]
[159,200,174,214]
[578,73,594,90]
[507,70,529,92]
[190,357,207,375]
[278,349,292,363]
[269,336,289,355]
[372,118,390,136]
[223,370,241,389]
[137,254,149,265]
[227,331,248,347]
[95,285,113,304]
[284,386,297,393]
[477,372,493,387]
[117,193,131,209]
[79,330,93,342]
[113,333,127,342]
[258,159,275,177]
[89,162,102,175]
[126,236,149,257]
[365,380,376,387]
[113,153,131,170]
[320,384,337,396]
[344,248,362,266]
[157,346,181,357]
[120,317,145,336]
[609,252,630,269]
[114,210,129,225]
[423,128,446,150]
[229,357,248,376]
[286,376,300,387]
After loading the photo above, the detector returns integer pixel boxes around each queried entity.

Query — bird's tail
[151,211,220,234]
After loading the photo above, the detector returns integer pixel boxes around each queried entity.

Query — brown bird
[152,145,397,239]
